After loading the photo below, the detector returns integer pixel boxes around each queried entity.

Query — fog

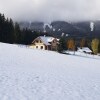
[0,0,100,22]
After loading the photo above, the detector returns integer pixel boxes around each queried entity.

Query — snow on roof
[78,47,92,53]
[33,36,56,45]
[40,36,54,45]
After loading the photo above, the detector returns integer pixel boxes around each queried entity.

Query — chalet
[29,36,58,51]
[77,47,92,54]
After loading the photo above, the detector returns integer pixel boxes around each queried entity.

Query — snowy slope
[0,43,100,100]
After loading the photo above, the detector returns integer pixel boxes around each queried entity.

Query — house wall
[30,37,58,51]
[30,39,46,50]
[30,44,46,50]
[51,39,58,51]
[29,45,36,49]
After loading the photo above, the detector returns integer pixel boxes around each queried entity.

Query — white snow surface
[0,42,100,100]
[90,22,94,32]
[43,23,52,32]
[39,36,55,44]
[77,47,92,53]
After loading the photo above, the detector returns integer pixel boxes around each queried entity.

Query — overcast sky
[0,0,100,22]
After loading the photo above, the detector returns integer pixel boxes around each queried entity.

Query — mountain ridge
[19,21,100,38]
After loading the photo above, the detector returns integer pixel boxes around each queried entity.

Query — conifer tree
[0,13,15,43]
[58,38,66,53]
[14,22,22,43]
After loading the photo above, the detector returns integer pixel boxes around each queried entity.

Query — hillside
[0,43,100,100]
[19,21,100,38]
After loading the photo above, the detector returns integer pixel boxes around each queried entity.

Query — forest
[0,13,50,45]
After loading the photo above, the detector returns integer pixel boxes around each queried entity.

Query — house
[29,36,58,51]
[77,47,92,54]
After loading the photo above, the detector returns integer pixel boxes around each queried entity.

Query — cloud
[0,0,100,22]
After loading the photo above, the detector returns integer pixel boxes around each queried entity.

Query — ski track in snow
[0,43,100,100]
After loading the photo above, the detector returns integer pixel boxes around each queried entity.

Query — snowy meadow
[0,42,100,100]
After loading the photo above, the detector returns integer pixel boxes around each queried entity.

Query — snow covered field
[0,42,100,100]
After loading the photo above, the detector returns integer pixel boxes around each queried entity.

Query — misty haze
[0,0,100,22]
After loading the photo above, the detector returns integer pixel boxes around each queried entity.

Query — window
[41,46,43,49]
[45,46,47,50]
[40,40,42,43]
[36,40,38,43]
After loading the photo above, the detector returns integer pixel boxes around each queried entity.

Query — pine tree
[0,13,15,43]
[8,18,15,43]
[14,22,22,44]
[58,38,66,53]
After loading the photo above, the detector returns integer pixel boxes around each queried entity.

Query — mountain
[19,21,100,38]
[73,21,100,38]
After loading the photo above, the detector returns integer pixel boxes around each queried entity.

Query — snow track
[0,43,100,100]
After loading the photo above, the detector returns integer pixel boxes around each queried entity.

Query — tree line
[58,37,100,54]
[0,13,100,54]
[0,13,50,45]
